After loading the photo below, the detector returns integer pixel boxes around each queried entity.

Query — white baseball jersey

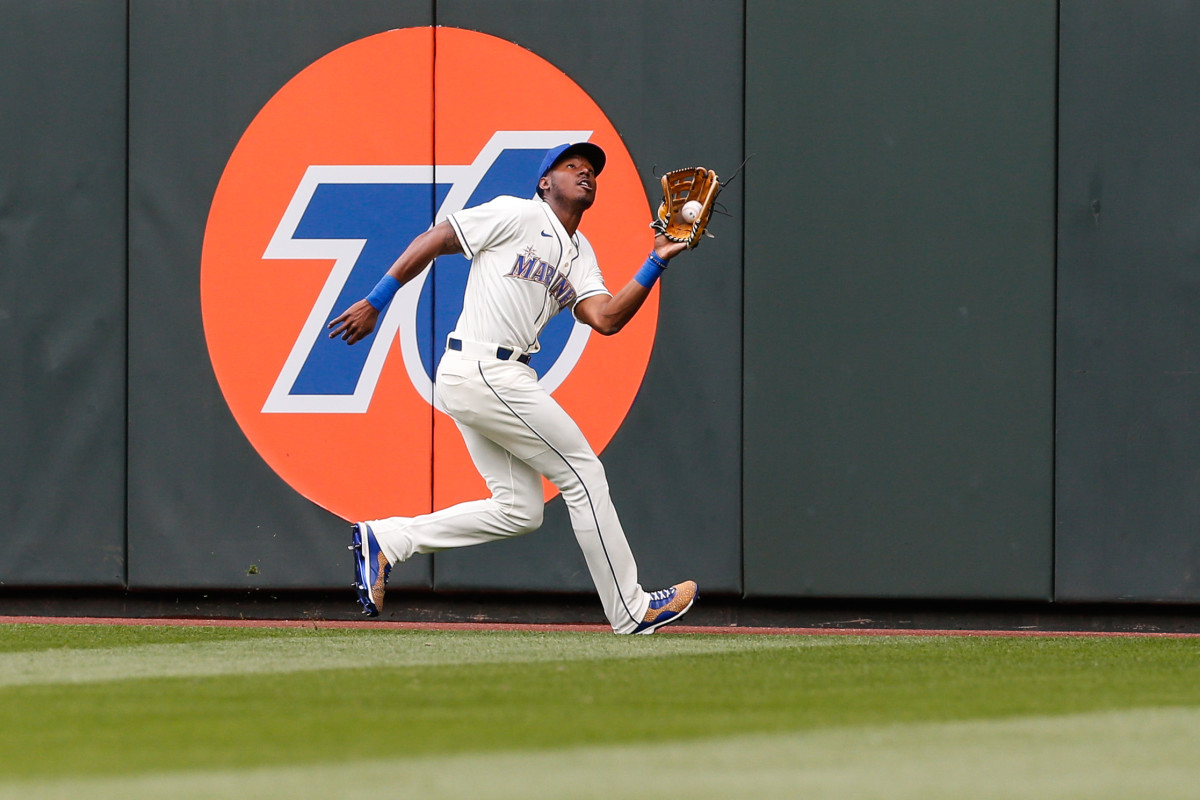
[446,195,610,353]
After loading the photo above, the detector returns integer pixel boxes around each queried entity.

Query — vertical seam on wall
[739,0,748,603]
[123,0,132,590]
[1051,0,1061,604]
[429,3,439,590]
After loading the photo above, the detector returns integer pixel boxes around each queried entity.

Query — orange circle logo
[201,28,657,522]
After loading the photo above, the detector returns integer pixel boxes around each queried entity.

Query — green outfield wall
[0,0,127,587]
[2,0,1198,607]
[1056,0,1200,602]
[744,0,1057,600]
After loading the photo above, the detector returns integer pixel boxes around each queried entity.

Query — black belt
[448,337,531,364]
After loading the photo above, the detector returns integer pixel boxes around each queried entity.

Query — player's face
[541,156,598,209]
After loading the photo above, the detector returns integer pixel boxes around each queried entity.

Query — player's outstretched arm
[328,221,462,345]
[575,234,687,336]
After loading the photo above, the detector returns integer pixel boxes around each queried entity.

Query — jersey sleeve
[446,196,524,259]
[569,233,611,319]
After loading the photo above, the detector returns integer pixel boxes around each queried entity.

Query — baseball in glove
[651,167,721,249]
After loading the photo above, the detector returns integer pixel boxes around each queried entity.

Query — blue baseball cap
[535,142,606,188]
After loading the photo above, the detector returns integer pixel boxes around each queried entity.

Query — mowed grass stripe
[6,706,1200,800]
[0,629,1197,781]
[0,622,308,653]
[0,626,838,687]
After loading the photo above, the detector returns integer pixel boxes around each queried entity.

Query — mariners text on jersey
[508,245,578,309]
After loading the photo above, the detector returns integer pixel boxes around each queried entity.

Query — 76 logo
[259,131,594,414]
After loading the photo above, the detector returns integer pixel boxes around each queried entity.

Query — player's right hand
[328,299,379,345]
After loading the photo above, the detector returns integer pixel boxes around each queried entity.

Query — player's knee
[569,460,610,497]
[549,454,607,493]
[501,503,542,536]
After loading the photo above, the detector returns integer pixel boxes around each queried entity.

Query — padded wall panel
[126,1,434,590]
[1057,1,1200,602]
[428,1,744,600]
[0,1,127,586]
[743,0,1056,599]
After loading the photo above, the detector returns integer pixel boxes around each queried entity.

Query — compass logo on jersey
[201,28,656,523]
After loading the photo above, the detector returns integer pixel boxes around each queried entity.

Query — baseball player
[328,142,696,634]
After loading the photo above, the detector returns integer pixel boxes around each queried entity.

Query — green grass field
[1,623,1198,799]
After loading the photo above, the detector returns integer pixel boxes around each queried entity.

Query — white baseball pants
[366,344,651,634]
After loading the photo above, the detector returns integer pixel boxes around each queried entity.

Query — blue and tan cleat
[633,580,698,634]
[349,523,391,617]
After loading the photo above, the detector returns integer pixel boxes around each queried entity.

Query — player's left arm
[574,234,687,336]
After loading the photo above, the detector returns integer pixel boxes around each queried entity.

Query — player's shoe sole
[349,523,391,617]
[633,580,697,634]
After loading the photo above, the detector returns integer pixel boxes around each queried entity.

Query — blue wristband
[365,274,402,311]
[634,252,668,289]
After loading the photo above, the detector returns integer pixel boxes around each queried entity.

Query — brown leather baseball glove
[650,167,721,249]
